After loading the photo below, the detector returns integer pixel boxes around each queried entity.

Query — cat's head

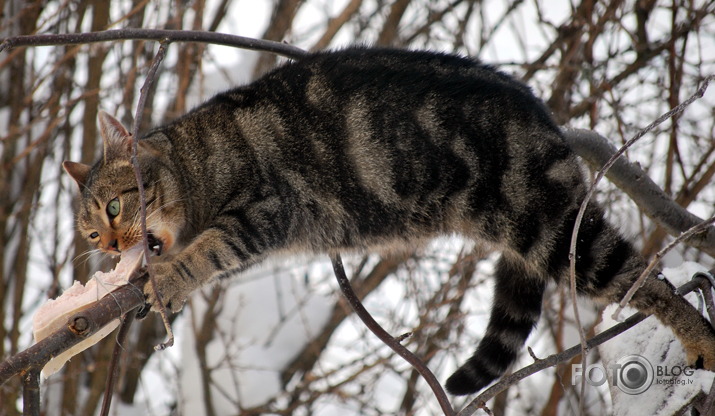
[63,111,185,257]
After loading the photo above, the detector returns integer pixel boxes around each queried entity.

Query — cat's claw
[139,262,194,315]
[136,303,152,319]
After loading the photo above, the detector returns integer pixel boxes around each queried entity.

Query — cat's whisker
[72,248,103,269]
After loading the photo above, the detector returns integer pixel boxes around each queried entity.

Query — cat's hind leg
[445,255,546,395]
[558,204,715,374]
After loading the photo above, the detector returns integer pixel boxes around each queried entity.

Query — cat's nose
[106,239,119,252]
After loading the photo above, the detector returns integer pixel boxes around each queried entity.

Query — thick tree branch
[563,128,715,257]
[0,274,147,386]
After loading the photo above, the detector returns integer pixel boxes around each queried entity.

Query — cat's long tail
[445,256,545,395]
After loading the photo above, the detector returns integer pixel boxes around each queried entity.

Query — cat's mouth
[147,233,164,256]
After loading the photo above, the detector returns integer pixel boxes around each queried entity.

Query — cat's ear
[62,161,92,189]
[99,111,133,161]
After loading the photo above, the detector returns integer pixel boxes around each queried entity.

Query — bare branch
[0,29,309,60]
[568,74,715,306]
[376,0,412,46]
[562,128,715,256]
[21,368,40,416]
[0,274,147,386]
[252,0,305,78]
[280,253,407,387]
[565,74,715,411]
[330,254,456,416]
[310,0,363,51]
[99,312,136,416]
[128,41,174,350]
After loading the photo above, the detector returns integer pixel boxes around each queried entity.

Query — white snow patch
[179,263,333,414]
[597,262,715,416]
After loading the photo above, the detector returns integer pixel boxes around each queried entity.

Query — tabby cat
[63,47,715,395]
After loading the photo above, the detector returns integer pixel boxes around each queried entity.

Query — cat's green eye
[107,198,121,219]
[89,232,99,240]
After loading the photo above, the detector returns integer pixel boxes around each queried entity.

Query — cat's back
[251,47,552,120]
[173,46,561,150]
[199,46,566,164]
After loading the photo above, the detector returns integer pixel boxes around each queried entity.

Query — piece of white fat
[32,244,145,378]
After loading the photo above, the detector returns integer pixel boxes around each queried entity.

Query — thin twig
[129,40,174,350]
[99,311,136,416]
[0,28,309,60]
[329,254,456,416]
[21,368,40,416]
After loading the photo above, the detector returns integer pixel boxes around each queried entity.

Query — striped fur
[64,47,715,395]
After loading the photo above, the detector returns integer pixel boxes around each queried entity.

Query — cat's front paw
[141,262,194,315]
